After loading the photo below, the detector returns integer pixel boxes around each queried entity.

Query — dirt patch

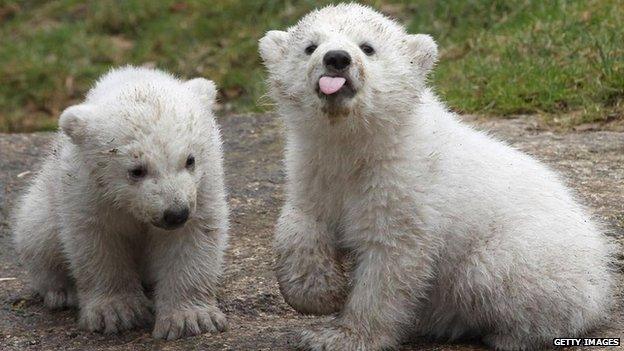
[0,113,622,350]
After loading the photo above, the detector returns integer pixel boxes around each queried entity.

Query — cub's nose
[323,50,351,71]
[162,207,190,229]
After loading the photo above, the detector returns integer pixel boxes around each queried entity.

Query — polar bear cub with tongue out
[260,3,614,351]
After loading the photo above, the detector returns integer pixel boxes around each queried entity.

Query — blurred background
[0,0,621,132]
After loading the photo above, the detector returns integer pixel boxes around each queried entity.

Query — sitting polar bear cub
[13,67,229,339]
[260,4,614,351]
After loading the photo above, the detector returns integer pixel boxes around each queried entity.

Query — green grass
[0,0,622,132]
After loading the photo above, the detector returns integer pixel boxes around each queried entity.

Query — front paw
[299,324,387,351]
[152,304,227,340]
[277,264,348,315]
[79,293,152,333]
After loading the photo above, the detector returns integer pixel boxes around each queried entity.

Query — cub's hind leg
[13,180,76,309]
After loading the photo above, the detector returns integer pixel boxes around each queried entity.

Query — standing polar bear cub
[13,67,229,340]
[260,4,614,351]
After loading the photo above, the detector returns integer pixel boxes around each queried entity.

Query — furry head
[59,67,219,229]
[259,3,437,122]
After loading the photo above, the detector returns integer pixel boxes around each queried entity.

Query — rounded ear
[258,30,289,66]
[59,104,96,145]
[406,34,438,74]
[185,78,217,107]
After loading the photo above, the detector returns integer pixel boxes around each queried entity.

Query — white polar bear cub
[12,66,229,340]
[260,4,614,351]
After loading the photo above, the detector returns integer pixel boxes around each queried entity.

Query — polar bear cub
[13,66,229,339]
[260,4,614,350]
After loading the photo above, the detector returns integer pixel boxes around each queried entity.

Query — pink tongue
[319,76,346,95]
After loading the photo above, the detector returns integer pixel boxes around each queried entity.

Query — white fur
[260,4,615,350]
[12,66,229,339]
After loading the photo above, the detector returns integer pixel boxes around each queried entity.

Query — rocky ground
[0,113,622,350]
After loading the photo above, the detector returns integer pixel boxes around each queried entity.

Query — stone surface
[0,113,622,350]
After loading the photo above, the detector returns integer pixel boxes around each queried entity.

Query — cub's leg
[148,225,228,340]
[13,183,76,309]
[299,238,435,351]
[466,231,611,351]
[61,213,151,334]
[274,204,348,315]
[299,193,437,351]
[417,221,613,351]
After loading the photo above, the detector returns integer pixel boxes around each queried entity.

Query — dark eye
[129,165,147,180]
[304,44,317,55]
[186,155,195,169]
[360,43,375,56]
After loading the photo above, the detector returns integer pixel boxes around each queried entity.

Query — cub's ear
[185,78,217,107]
[59,104,97,145]
[405,34,438,74]
[259,30,289,66]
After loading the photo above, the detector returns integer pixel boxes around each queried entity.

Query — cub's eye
[304,44,317,55]
[186,154,195,169]
[129,165,147,180]
[360,43,375,56]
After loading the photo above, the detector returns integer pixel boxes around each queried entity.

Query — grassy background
[0,0,622,132]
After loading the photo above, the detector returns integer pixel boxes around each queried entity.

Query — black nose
[323,50,351,71]
[162,207,189,228]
